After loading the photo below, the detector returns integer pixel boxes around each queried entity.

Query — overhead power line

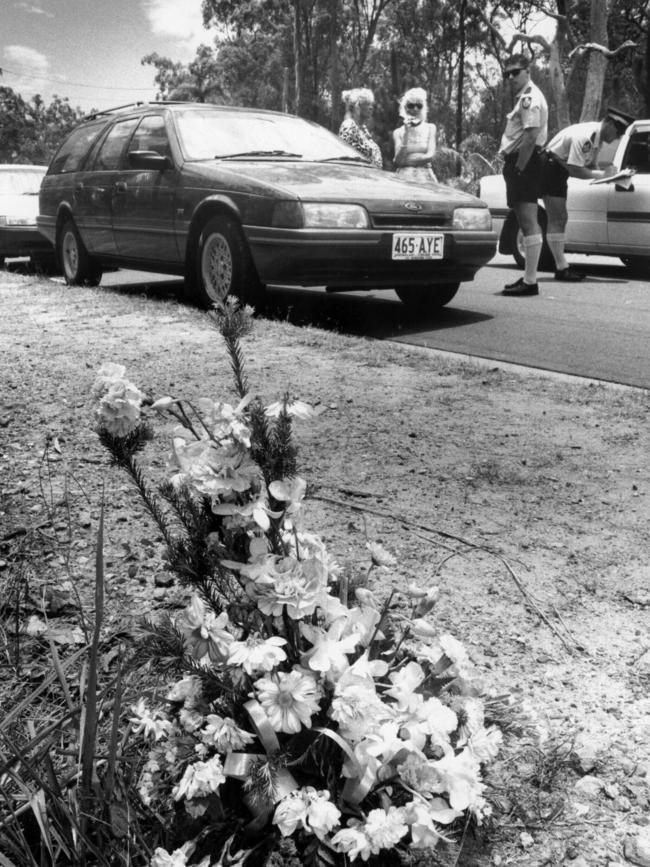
[0,64,154,91]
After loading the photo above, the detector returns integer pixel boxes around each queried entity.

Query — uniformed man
[499,54,549,297]
[541,107,635,281]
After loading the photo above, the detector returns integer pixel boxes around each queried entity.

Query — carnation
[97,378,145,437]
[173,755,226,801]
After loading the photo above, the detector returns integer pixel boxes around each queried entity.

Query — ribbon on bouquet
[223,699,297,821]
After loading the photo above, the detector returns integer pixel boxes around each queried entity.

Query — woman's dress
[394,122,437,183]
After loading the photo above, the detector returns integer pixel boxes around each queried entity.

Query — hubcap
[62,230,79,279]
[201,232,233,302]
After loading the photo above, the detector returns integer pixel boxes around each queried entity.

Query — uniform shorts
[540,154,569,198]
[502,149,543,207]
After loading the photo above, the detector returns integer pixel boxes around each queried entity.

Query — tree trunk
[329,0,340,129]
[294,0,302,114]
[455,0,466,150]
[548,40,570,130]
[579,0,609,120]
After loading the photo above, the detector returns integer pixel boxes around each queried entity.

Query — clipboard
[589,168,636,185]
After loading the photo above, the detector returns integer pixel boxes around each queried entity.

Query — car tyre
[194,215,264,309]
[504,208,555,272]
[395,283,460,312]
[58,219,102,286]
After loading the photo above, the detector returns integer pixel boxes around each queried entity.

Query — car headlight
[272,202,369,229]
[452,207,492,231]
[0,216,36,226]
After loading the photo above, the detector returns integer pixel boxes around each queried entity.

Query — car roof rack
[79,100,193,122]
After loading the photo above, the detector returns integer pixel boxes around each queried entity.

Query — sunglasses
[406,102,423,109]
[505,68,523,78]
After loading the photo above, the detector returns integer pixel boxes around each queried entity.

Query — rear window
[49,121,107,175]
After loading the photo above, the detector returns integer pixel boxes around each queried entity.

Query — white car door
[566,177,609,246]
[606,126,650,254]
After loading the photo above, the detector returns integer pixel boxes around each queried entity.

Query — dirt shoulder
[1,270,649,866]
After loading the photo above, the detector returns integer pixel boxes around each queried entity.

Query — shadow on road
[78,270,494,340]
[490,259,632,283]
[260,286,492,339]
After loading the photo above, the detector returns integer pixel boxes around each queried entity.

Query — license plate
[391,232,444,260]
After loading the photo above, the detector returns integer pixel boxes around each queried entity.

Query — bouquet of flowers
[93,301,502,867]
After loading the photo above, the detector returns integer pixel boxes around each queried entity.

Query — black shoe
[555,267,584,282]
[501,277,538,296]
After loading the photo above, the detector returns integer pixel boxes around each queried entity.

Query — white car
[479,120,650,273]
[0,164,55,270]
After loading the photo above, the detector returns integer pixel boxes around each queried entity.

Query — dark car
[1,164,55,270]
[38,102,496,311]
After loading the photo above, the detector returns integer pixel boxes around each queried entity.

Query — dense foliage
[0,86,85,165]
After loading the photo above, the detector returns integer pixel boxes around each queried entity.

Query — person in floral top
[338,88,383,168]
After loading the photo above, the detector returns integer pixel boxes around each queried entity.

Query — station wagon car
[38,102,497,310]
[479,119,650,274]
[0,164,54,269]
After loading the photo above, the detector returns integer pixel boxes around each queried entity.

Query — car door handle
[114,182,128,193]
[75,183,84,193]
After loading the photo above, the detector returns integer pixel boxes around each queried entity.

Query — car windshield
[174,109,369,163]
[0,169,46,195]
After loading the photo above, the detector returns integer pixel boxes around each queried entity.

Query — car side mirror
[128,150,171,171]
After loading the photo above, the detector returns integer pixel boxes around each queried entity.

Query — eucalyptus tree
[477,0,639,131]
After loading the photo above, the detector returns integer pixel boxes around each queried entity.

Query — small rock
[624,828,650,867]
[574,775,604,799]
[566,857,589,867]
[520,832,534,849]
[154,571,174,588]
[565,845,579,859]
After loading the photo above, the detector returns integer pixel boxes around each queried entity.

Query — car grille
[371,213,452,229]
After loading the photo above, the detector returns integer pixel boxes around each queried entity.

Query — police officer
[541,107,635,281]
[499,53,549,297]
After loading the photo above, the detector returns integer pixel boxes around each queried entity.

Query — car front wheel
[58,219,102,286]
[194,215,263,309]
[395,283,460,312]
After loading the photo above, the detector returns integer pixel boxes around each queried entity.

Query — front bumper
[0,226,54,258]
[245,227,497,287]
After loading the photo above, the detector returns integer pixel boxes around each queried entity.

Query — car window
[93,118,140,171]
[623,133,650,174]
[48,122,106,174]
[0,169,46,195]
[174,109,363,162]
[130,115,172,159]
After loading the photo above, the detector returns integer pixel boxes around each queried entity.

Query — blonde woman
[338,88,383,168]
[392,87,437,183]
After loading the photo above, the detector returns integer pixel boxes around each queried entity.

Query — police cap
[606,106,635,134]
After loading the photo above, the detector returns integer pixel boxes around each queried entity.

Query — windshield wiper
[319,155,369,163]
[217,150,303,159]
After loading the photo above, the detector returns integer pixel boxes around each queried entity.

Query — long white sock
[546,233,568,270]
[523,234,543,284]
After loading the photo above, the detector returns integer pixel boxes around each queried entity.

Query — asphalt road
[93,253,650,389]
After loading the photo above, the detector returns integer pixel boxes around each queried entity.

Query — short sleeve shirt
[546,121,601,169]
[499,81,548,155]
